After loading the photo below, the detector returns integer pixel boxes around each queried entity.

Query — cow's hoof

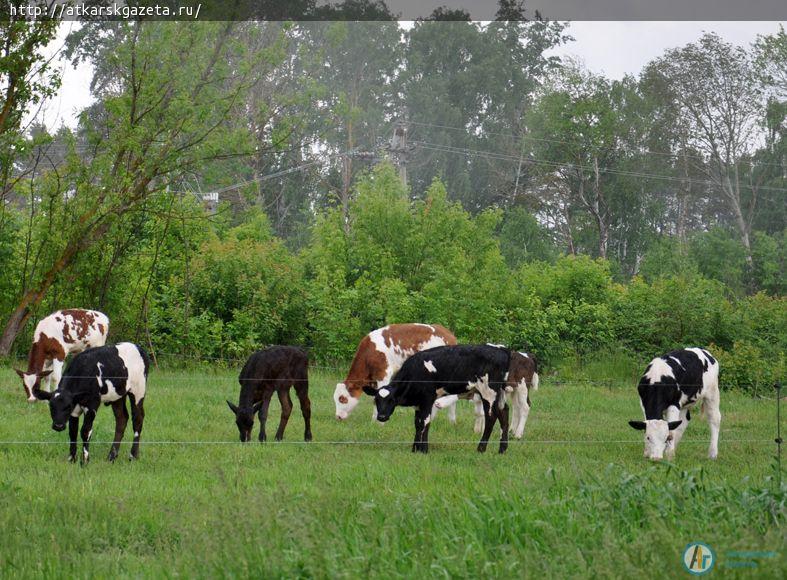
[304,433,313,442]
[68,455,76,463]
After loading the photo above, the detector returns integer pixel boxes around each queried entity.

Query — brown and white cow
[333,323,457,421]
[15,309,109,403]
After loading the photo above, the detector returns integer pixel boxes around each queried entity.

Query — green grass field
[0,366,784,578]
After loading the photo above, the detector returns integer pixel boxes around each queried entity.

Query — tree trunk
[677,149,690,244]
[722,165,753,264]
[0,305,32,356]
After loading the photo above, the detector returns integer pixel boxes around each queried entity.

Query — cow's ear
[667,420,682,431]
[35,389,52,401]
[14,368,25,379]
[38,370,53,378]
[226,400,239,414]
[362,386,377,397]
[251,400,264,413]
[628,420,646,430]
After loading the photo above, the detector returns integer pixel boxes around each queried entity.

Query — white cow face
[15,369,51,403]
[629,419,682,460]
[334,382,361,420]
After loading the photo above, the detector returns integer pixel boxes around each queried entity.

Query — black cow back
[390,344,512,405]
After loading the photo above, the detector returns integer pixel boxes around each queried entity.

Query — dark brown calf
[227,346,312,442]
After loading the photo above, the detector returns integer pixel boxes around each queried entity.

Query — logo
[683,542,715,575]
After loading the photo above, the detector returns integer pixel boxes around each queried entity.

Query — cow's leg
[80,408,97,465]
[666,407,691,459]
[663,405,681,459]
[68,416,79,463]
[128,395,145,460]
[48,358,64,392]
[473,394,484,434]
[294,381,312,442]
[477,400,498,453]
[509,389,520,435]
[432,394,458,424]
[446,399,457,424]
[513,388,531,439]
[274,388,293,441]
[413,406,431,453]
[497,399,510,454]
[706,398,721,459]
[108,399,129,462]
[258,389,274,442]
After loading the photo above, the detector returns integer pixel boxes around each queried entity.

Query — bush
[711,341,785,395]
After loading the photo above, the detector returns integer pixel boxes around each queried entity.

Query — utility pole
[388,115,413,187]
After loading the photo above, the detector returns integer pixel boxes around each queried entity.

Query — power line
[414,140,787,198]
[168,151,349,197]
[409,119,787,171]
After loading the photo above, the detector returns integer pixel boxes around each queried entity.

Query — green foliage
[498,206,558,266]
[157,228,305,361]
[751,230,786,295]
[615,275,735,355]
[691,227,749,293]
[639,237,698,281]
[711,341,785,395]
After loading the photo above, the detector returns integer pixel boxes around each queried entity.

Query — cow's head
[628,419,682,460]
[15,369,52,403]
[363,385,399,423]
[334,382,363,420]
[226,400,263,442]
[34,388,75,431]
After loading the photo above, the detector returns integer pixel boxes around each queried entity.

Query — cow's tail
[531,372,539,391]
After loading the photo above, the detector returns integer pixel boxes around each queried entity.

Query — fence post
[776,382,783,490]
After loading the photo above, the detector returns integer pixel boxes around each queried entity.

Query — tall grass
[0,366,784,578]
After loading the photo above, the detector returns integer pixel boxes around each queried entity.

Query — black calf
[227,346,312,442]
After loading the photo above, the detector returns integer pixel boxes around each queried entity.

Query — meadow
[0,365,784,579]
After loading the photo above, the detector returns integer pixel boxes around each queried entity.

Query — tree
[755,25,787,99]
[0,6,59,235]
[643,33,765,262]
[0,21,283,354]
[403,19,567,209]
[526,66,645,260]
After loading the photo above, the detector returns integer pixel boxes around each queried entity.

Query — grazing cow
[15,309,109,403]
[436,348,539,439]
[364,344,513,454]
[628,347,720,460]
[226,346,311,443]
[333,323,458,421]
[35,343,149,464]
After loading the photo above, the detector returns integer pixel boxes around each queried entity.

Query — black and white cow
[629,347,720,461]
[433,347,540,439]
[35,343,149,464]
[363,344,513,454]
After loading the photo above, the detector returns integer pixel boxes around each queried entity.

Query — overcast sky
[33,21,786,131]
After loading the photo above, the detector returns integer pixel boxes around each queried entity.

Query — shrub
[711,341,785,395]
